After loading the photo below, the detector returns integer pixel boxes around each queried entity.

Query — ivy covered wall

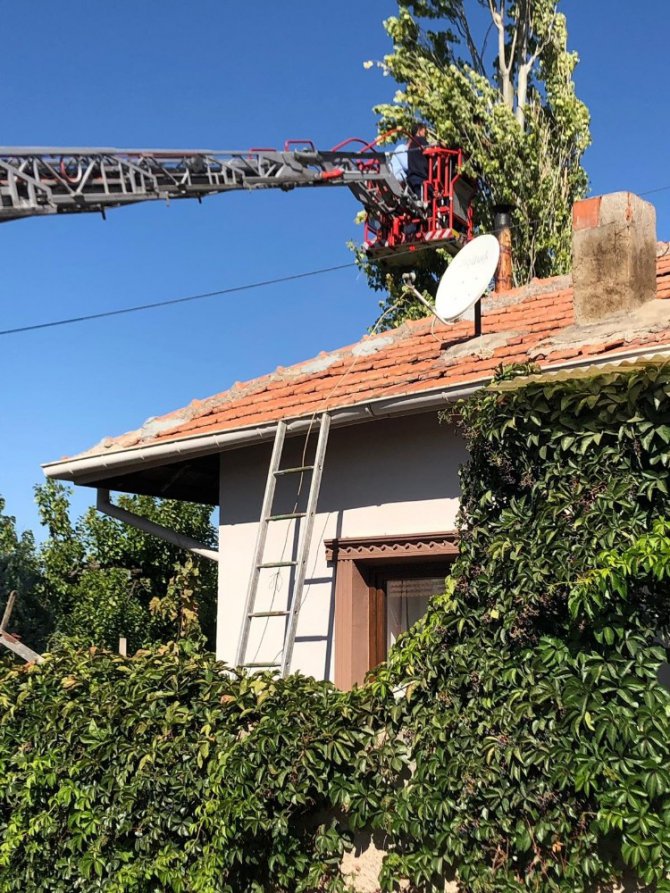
[1,360,670,892]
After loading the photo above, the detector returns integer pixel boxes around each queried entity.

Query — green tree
[0,497,50,650]
[35,481,217,652]
[363,0,591,328]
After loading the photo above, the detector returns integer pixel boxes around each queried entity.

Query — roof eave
[42,377,487,486]
[42,344,670,488]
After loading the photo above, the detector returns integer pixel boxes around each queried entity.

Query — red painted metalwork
[363,144,476,262]
[283,139,316,152]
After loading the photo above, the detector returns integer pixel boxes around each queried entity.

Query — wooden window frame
[367,563,453,670]
[325,532,458,689]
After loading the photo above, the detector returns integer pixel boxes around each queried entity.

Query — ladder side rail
[2,149,388,188]
[280,412,331,677]
[0,632,44,664]
[235,421,287,668]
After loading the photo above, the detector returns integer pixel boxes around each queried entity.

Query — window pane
[386,577,444,649]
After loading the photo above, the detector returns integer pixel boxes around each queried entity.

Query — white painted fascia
[41,381,482,485]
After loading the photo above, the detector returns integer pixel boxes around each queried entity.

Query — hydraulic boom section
[0,138,475,261]
[0,143,389,220]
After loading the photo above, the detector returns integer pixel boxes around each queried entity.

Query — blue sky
[2,1,669,535]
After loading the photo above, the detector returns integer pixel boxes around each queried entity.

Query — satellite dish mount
[402,234,501,337]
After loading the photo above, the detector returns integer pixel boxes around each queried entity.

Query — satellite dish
[435,233,500,322]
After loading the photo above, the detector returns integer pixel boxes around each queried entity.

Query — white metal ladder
[235,412,331,676]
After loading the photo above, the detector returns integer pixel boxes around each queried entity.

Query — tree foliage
[363,0,591,328]
[0,483,217,654]
[0,498,49,650]
[2,361,670,891]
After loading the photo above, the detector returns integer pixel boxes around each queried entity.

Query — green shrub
[0,640,376,892]
[368,360,670,891]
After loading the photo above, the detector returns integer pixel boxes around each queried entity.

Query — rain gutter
[42,343,670,487]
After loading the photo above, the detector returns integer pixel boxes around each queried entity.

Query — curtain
[386,577,444,649]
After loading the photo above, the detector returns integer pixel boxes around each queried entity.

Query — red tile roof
[74,244,670,460]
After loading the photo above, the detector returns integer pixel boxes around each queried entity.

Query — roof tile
[68,252,670,461]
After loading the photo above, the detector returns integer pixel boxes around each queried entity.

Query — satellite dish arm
[401,270,483,335]
[401,273,451,326]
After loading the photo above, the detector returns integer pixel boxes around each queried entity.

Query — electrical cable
[0,240,469,339]
[640,184,670,199]
[2,185,668,340]
[0,262,356,337]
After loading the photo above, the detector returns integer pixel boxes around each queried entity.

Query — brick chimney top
[572,192,657,325]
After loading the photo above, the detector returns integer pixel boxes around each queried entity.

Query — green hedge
[0,640,380,892]
[1,360,670,892]
[370,360,670,891]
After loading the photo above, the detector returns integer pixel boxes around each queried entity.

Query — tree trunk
[516,63,530,128]
[489,0,515,111]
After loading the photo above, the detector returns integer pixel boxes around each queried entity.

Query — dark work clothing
[406,135,428,198]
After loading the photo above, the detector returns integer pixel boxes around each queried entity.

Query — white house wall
[217,411,466,680]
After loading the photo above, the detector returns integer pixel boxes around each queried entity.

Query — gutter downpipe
[96,488,219,563]
[44,343,670,486]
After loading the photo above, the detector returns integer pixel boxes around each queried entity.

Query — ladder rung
[267,512,306,521]
[249,610,290,618]
[274,465,313,476]
[245,662,281,668]
[258,560,298,569]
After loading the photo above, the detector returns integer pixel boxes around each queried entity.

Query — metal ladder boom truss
[0,145,420,224]
[236,413,331,676]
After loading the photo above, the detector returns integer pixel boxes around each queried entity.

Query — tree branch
[505,0,520,76]
[454,6,486,75]
[515,1,558,128]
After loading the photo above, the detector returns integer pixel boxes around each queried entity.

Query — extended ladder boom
[0,143,417,224]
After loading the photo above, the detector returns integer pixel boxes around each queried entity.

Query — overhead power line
[2,181,669,339]
[0,262,356,337]
[640,184,670,199]
[0,236,456,338]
